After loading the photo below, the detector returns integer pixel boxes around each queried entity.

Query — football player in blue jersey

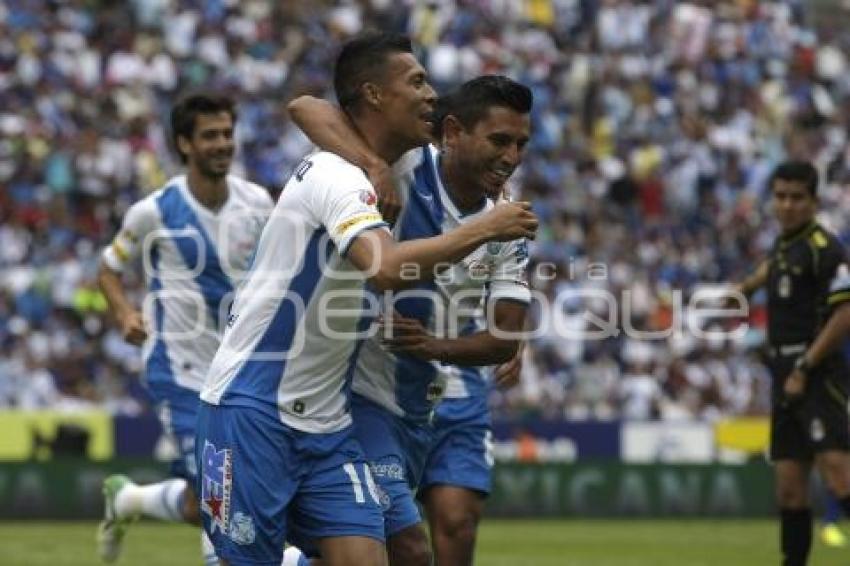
[289,75,534,566]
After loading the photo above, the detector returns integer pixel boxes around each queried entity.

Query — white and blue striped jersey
[200,151,390,434]
[102,175,273,398]
[352,145,531,422]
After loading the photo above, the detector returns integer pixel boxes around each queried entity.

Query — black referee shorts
[769,355,850,461]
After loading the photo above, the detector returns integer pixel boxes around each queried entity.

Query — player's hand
[478,201,538,241]
[494,344,524,390]
[120,309,148,346]
[783,370,807,400]
[367,161,400,226]
[378,314,439,360]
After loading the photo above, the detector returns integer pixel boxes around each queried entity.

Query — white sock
[201,530,220,566]
[115,478,187,522]
[282,546,310,566]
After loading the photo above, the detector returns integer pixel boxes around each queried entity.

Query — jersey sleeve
[810,228,850,307]
[488,238,531,304]
[101,197,159,272]
[312,164,389,255]
[825,244,850,307]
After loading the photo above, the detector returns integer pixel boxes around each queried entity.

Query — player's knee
[389,527,431,566]
[776,482,808,508]
[182,486,202,524]
[437,508,480,543]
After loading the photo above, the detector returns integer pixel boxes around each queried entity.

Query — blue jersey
[351,145,531,422]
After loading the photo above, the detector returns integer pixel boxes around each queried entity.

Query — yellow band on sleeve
[334,213,384,237]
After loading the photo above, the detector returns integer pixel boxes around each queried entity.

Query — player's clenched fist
[476,201,538,241]
[119,309,148,346]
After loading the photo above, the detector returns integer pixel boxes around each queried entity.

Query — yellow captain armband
[334,213,384,236]
[111,241,130,262]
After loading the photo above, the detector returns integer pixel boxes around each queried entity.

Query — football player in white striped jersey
[97,93,274,565]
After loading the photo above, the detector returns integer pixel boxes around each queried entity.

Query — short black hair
[170,93,237,163]
[433,75,533,140]
[333,31,413,112]
[770,160,819,197]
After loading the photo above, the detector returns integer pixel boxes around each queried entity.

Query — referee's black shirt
[766,221,850,348]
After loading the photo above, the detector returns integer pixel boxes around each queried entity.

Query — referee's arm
[801,302,850,368]
[735,259,769,297]
[799,259,850,368]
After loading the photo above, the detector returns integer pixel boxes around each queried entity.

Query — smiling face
[177,111,235,179]
[772,178,817,235]
[374,52,437,148]
[443,105,530,198]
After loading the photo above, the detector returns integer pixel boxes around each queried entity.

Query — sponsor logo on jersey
[778,274,792,298]
[515,239,529,260]
[810,418,825,442]
[359,189,378,206]
[370,462,405,481]
[468,260,492,279]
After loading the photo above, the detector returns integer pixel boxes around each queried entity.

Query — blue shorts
[195,402,385,565]
[152,383,200,484]
[419,397,493,496]
[350,394,433,536]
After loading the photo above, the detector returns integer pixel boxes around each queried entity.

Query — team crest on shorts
[229,512,256,546]
[810,418,826,442]
[201,441,232,534]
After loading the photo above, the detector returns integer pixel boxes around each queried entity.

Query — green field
[1,519,846,565]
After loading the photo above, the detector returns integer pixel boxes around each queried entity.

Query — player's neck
[186,168,229,211]
[780,219,815,240]
[439,157,485,213]
[350,115,408,165]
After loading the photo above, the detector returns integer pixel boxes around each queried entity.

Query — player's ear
[176,135,192,159]
[362,82,381,110]
[442,114,464,147]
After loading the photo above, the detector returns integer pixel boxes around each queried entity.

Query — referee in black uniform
[733,161,850,565]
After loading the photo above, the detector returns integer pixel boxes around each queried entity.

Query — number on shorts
[343,463,380,504]
[484,430,495,467]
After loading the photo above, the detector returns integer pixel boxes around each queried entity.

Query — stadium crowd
[1,0,849,422]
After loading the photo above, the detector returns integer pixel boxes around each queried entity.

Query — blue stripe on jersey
[392,146,445,421]
[456,319,488,400]
[342,301,375,411]
[221,229,333,410]
[144,246,177,398]
[155,186,234,328]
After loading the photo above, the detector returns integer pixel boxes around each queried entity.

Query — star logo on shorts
[201,441,232,533]
[205,496,223,521]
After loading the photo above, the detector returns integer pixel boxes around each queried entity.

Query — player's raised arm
[345,201,537,291]
[288,94,401,222]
